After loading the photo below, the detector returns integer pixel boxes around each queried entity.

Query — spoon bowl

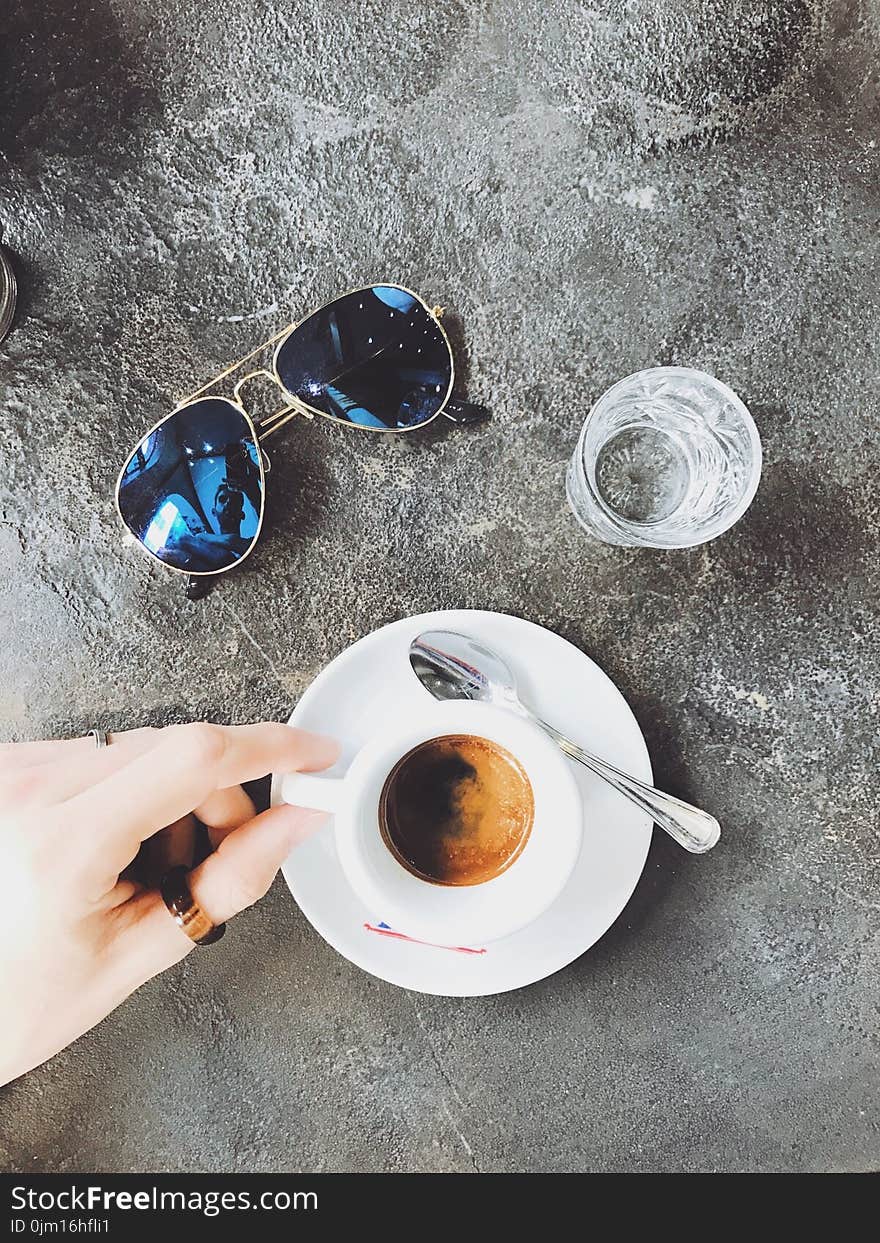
[409,633,514,708]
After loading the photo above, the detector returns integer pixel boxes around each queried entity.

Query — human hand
[0,721,339,1086]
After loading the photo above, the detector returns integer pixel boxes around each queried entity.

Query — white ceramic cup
[281,700,583,946]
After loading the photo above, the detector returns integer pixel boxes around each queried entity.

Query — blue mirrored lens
[117,398,262,574]
[275,285,452,429]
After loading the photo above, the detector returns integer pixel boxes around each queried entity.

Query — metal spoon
[408,629,720,854]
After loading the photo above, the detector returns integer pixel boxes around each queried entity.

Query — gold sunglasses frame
[115,284,457,580]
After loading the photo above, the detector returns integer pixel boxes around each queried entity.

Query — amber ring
[160,866,226,946]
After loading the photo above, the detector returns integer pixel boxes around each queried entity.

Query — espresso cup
[281,701,583,946]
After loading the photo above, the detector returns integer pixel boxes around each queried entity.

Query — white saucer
[271,609,653,997]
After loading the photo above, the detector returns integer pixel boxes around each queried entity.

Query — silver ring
[87,729,110,749]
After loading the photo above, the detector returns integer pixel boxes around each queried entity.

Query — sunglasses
[115,284,487,595]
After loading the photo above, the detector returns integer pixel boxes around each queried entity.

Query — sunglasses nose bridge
[232,367,314,440]
[232,367,284,411]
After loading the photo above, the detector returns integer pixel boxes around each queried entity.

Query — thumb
[118,804,328,982]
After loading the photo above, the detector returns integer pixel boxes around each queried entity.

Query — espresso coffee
[379,734,534,886]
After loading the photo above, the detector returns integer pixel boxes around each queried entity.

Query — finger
[197,785,256,848]
[1,739,254,829]
[0,730,161,807]
[188,804,329,924]
[91,788,254,894]
[113,804,328,981]
[118,792,254,894]
[67,722,338,883]
[0,728,157,775]
[99,879,143,911]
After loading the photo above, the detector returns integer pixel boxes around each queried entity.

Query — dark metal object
[186,575,216,601]
[441,398,491,425]
[0,248,16,345]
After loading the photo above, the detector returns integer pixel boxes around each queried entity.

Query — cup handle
[281,771,345,815]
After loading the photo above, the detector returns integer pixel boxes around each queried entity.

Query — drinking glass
[565,367,762,548]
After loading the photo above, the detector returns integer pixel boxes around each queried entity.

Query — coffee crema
[379,734,534,887]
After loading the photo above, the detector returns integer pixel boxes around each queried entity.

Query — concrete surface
[0,0,878,1173]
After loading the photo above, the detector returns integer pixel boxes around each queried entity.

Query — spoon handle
[534,716,720,854]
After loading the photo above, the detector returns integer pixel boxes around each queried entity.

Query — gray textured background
[0,0,878,1173]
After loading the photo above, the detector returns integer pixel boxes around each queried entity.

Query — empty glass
[566,367,762,548]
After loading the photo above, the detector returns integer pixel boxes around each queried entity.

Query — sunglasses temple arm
[442,398,492,426]
[185,575,216,602]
